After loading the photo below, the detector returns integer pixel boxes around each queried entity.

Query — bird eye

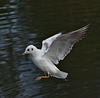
[27,49,29,51]
[31,48,33,51]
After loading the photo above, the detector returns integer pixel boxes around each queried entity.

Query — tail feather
[60,71,68,79]
[52,70,68,80]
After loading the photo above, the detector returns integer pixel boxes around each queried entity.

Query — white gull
[22,25,90,81]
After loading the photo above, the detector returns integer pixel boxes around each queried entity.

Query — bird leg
[34,74,50,81]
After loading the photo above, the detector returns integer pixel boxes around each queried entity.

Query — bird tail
[60,71,69,80]
[53,70,69,80]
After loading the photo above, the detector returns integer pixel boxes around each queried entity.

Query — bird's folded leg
[34,74,50,81]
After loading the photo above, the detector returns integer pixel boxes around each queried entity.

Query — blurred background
[0,0,100,98]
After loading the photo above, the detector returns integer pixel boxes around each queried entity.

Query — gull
[22,25,90,81]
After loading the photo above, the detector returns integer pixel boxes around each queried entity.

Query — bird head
[22,45,37,55]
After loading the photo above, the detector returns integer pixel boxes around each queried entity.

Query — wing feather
[41,33,61,53]
[43,25,90,64]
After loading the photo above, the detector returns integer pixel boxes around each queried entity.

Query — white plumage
[22,25,90,81]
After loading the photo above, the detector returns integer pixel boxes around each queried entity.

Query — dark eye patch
[31,48,33,51]
[27,49,29,51]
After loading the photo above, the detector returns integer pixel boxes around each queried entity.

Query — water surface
[0,0,100,98]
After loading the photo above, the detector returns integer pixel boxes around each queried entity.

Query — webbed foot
[34,74,50,81]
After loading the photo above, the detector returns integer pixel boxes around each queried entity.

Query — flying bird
[22,25,90,81]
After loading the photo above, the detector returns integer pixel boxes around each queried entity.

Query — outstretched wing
[43,25,90,64]
[41,33,61,53]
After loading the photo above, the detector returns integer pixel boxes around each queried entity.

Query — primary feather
[43,24,90,64]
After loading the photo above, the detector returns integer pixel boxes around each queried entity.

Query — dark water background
[0,0,100,98]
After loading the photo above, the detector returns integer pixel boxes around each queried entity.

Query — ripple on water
[0,0,100,98]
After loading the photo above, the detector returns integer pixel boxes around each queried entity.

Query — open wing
[41,33,61,53]
[43,25,90,64]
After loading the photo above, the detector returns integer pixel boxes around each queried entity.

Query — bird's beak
[22,52,27,55]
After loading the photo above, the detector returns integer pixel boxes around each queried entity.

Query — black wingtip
[61,24,91,35]
[85,23,91,28]
[84,24,91,34]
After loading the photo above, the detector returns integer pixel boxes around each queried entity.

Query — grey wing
[43,25,90,64]
[41,33,61,54]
